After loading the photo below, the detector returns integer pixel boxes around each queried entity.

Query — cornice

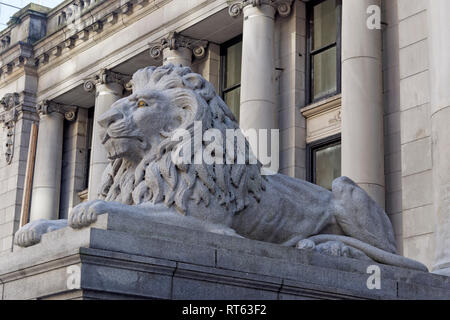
[0,0,170,82]
[0,42,35,79]
[300,94,342,118]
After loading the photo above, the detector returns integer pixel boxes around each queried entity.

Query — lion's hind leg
[330,177,397,254]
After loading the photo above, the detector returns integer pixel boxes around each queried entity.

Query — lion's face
[97,89,181,162]
[98,65,264,216]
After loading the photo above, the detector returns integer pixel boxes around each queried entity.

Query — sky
[0,0,65,30]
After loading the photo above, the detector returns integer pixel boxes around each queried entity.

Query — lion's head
[97,64,266,216]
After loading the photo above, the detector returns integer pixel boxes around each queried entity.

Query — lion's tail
[291,234,428,272]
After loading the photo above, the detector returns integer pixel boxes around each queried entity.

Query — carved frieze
[228,0,294,18]
[0,93,21,164]
[149,32,209,60]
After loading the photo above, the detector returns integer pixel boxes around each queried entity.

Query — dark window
[220,35,242,122]
[306,0,342,103]
[307,134,341,191]
[84,107,94,190]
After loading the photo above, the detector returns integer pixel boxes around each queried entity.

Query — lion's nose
[98,108,124,128]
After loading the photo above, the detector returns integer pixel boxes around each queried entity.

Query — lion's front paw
[15,225,40,248]
[69,200,108,229]
[14,219,68,248]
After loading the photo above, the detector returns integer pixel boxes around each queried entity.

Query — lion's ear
[168,89,206,125]
[182,74,204,90]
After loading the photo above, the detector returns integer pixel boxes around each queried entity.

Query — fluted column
[30,101,77,221]
[428,0,450,276]
[341,0,385,207]
[149,31,208,67]
[84,69,127,200]
[229,0,293,161]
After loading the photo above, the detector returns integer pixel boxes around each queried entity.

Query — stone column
[84,69,127,201]
[29,101,77,221]
[228,0,293,161]
[149,31,208,67]
[428,0,450,276]
[341,0,385,207]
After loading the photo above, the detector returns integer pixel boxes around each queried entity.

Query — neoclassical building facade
[0,0,448,276]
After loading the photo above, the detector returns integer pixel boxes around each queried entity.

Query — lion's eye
[138,100,148,108]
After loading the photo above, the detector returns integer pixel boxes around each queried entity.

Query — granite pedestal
[1,212,450,300]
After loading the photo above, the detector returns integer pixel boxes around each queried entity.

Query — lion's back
[231,173,335,244]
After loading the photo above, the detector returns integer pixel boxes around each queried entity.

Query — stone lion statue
[15,64,427,272]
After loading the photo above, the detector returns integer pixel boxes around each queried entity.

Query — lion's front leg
[69,200,245,240]
[15,219,68,248]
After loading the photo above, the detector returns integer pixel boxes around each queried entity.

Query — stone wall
[276,1,307,179]
[397,0,435,270]
[0,107,36,254]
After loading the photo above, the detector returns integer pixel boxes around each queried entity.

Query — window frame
[305,0,342,105]
[220,35,243,116]
[306,133,341,185]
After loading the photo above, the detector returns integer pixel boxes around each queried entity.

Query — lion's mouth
[102,133,145,144]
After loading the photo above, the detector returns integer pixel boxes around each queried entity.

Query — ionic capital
[36,100,78,122]
[228,0,293,18]
[149,32,209,60]
[83,69,130,92]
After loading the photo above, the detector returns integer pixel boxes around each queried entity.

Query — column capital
[83,69,130,93]
[228,0,294,18]
[149,31,209,60]
[36,100,78,122]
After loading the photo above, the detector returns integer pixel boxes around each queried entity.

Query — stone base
[1,213,450,300]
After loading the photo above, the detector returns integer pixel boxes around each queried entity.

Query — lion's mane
[99,64,266,216]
